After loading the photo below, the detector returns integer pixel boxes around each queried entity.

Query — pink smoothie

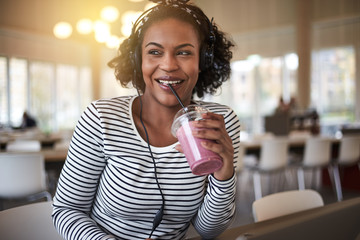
[176,121,223,175]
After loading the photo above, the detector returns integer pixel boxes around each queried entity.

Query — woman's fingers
[174,144,183,153]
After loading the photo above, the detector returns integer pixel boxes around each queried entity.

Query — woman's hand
[175,112,234,180]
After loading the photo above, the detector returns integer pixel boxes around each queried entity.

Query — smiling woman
[52,1,241,240]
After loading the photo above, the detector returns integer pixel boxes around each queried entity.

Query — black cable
[137,89,165,239]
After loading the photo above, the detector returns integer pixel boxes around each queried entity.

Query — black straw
[168,84,187,110]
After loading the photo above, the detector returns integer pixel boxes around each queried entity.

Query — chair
[329,135,360,202]
[252,189,324,222]
[235,144,245,172]
[0,201,63,240]
[0,152,52,210]
[295,137,332,191]
[6,139,41,152]
[246,137,289,200]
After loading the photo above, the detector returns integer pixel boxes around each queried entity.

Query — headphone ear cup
[200,44,214,71]
[131,45,142,85]
[134,46,142,75]
[199,45,206,71]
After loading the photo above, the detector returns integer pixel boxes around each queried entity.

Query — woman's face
[141,17,200,108]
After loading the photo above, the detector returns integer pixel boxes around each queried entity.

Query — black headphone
[200,17,216,71]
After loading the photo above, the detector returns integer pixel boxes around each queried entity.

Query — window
[56,64,80,130]
[30,61,55,132]
[79,67,93,111]
[1,56,93,132]
[0,57,7,125]
[211,47,355,136]
[258,57,283,116]
[209,53,298,134]
[311,46,355,132]
[9,58,28,127]
[101,67,137,98]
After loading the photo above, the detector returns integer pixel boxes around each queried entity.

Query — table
[241,135,340,155]
[0,135,62,150]
[41,148,68,162]
[188,197,360,240]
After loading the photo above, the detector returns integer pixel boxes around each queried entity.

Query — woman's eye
[177,51,191,56]
[148,50,161,55]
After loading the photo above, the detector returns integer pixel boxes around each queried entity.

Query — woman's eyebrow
[145,42,163,48]
[144,42,195,49]
[175,43,195,49]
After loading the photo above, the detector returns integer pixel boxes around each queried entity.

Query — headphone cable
[137,90,165,239]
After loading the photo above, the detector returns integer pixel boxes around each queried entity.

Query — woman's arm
[52,103,116,240]
[191,108,241,239]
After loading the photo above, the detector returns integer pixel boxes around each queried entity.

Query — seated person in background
[275,97,289,114]
[21,111,37,129]
[288,96,300,115]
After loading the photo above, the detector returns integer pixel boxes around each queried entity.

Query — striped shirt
[52,95,241,240]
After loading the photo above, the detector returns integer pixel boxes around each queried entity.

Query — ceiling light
[76,19,93,34]
[53,22,72,39]
[101,6,119,22]
[93,20,111,43]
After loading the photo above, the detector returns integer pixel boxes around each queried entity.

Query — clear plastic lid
[171,104,208,137]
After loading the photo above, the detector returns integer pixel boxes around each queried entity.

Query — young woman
[52,1,241,239]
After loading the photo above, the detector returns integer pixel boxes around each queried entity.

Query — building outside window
[30,61,55,133]
[0,56,93,132]
[311,46,356,135]
[0,57,7,126]
[208,46,355,136]
[9,58,28,128]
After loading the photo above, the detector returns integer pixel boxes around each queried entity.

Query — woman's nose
[159,53,179,72]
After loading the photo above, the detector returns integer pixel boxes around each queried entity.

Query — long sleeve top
[52,95,241,240]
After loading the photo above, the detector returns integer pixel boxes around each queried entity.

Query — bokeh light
[93,20,111,43]
[101,6,119,23]
[53,22,72,39]
[76,19,93,35]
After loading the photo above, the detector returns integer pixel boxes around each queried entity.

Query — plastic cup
[171,105,223,175]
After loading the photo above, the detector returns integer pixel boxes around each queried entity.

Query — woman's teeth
[158,80,182,86]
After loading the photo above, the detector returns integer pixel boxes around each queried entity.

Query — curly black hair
[108,2,234,98]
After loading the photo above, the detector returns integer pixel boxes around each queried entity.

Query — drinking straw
[168,84,187,111]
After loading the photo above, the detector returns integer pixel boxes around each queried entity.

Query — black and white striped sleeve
[192,108,240,239]
[52,103,115,240]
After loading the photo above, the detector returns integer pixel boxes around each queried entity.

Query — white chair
[329,136,360,201]
[0,152,52,210]
[295,137,332,191]
[246,137,289,200]
[252,189,324,222]
[6,139,41,152]
[235,144,245,172]
[0,201,63,240]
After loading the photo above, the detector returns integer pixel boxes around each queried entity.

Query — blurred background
[0,0,359,137]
